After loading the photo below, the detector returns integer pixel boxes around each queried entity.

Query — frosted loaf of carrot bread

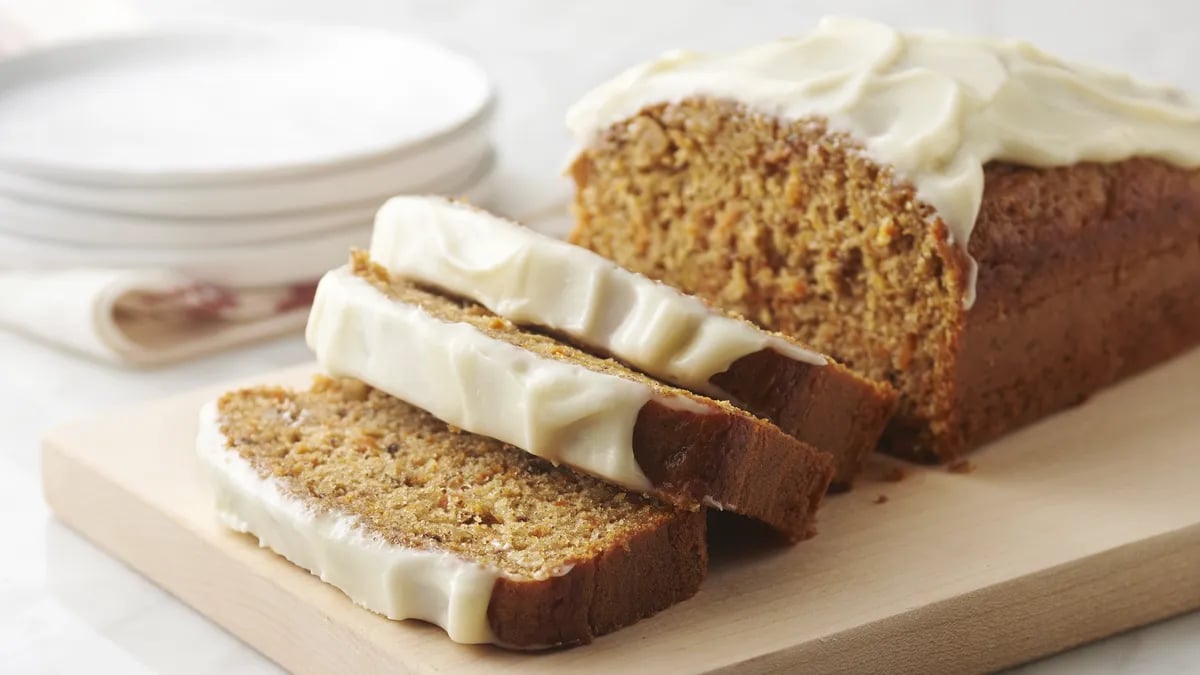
[566,16,1200,460]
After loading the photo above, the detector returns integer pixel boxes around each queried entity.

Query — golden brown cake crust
[711,349,896,487]
[951,158,1200,452]
[216,377,706,649]
[351,252,836,540]
[488,508,706,647]
[568,97,1200,461]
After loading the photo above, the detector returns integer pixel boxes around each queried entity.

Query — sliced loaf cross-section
[306,252,834,540]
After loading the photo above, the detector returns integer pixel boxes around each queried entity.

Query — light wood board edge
[719,523,1200,674]
[42,430,1200,675]
[42,438,423,675]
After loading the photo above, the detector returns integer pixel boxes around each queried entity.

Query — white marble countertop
[2,1,1198,672]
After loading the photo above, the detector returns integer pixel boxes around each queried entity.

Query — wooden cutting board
[42,351,1200,675]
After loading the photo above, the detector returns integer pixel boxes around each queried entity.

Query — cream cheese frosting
[368,196,826,398]
[195,401,501,644]
[306,265,717,492]
[566,16,1200,306]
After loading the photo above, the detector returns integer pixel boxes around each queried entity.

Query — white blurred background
[1,1,1197,673]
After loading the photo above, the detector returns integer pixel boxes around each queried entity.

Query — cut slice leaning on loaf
[307,252,834,540]
[197,377,706,649]
[368,195,896,486]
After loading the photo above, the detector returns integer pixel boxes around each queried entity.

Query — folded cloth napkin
[0,267,315,366]
[0,197,360,363]
[0,206,364,364]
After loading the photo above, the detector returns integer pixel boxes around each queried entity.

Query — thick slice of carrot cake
[306,252,834,541]
[197,376,706,649]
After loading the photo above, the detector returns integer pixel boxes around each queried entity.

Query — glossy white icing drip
[369,196,826,398]
[195,401,500,645]
[566,16,1200,307]
[306,266,717,492]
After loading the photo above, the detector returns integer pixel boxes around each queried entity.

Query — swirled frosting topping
[567,17,1200,305]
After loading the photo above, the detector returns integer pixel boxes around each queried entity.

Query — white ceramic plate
[0,151,497,286]
[0,147,496,248]
[0,195,378,247]
[0,124,492,218]
[0,222,374,286]
[0,23,493,186]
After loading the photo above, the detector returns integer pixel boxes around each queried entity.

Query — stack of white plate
[0,24,495,285]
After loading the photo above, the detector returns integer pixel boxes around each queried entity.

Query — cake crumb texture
[216,376,686,580]
[570,97,1200,460]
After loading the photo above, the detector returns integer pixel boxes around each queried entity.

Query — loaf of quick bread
[566,16,1200,461]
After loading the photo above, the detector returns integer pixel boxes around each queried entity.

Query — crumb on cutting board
[948,459,974,474]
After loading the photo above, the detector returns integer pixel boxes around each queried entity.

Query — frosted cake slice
[196,376,706,649]
[306,252,834,540]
